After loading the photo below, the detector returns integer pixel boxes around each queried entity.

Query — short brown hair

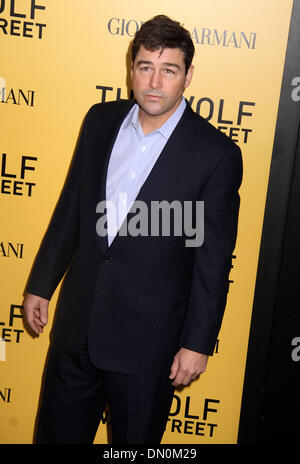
[131,15,195,74]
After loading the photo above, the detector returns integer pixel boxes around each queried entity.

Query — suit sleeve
[179,143,243,355]
[25,108,91,300]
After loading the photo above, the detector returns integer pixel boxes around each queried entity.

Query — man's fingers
[171,367,194,386]
[38,303,48,325]
[32,310,44,333]
[170,348,209,387]
[171,367,201,387]
[25,307,38,333]
[32,308,47,334]
[170,353,194,386]
[169,355,179,379]
[33,320,43,334]
[171,368,189,387]
[23,293,49,335]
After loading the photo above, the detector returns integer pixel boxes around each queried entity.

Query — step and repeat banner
[0,0,293,444]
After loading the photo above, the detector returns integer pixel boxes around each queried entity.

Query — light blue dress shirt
[105,97,186,246]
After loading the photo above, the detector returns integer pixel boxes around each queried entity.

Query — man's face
[131,45,194,125]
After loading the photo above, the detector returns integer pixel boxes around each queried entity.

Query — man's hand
[23,293,49,336]
[169,347,208,387]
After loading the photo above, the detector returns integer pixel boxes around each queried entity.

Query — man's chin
[138,102,168,118]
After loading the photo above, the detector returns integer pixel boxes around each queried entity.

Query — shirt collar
[123,97,186,139]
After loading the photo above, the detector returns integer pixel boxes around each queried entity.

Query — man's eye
[165,68,175,74]
[140,67,151,72]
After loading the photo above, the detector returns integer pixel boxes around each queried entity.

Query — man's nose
[149,70,162,89]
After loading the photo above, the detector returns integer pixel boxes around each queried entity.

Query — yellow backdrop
[0,0,293,444]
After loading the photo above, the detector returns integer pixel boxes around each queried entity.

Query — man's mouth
[145,94,163,100]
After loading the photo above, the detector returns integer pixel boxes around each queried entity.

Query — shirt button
[141,146,146,152]
[130,172,136,179]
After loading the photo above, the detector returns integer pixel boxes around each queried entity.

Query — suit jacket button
[103,253,112,261]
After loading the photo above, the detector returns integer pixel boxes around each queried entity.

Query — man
[24,15,242,444]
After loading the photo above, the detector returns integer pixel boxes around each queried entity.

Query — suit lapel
[132,102,196,202]
[93,101,134,251]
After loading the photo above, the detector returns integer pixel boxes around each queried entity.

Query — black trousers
[35,341,175,444]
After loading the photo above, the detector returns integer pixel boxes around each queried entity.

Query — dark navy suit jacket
[26,99,243,375]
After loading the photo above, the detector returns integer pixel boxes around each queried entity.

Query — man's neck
[138,98,183,135]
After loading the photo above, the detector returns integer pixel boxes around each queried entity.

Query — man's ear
[185,64,194,88]
[130,61,134,79]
